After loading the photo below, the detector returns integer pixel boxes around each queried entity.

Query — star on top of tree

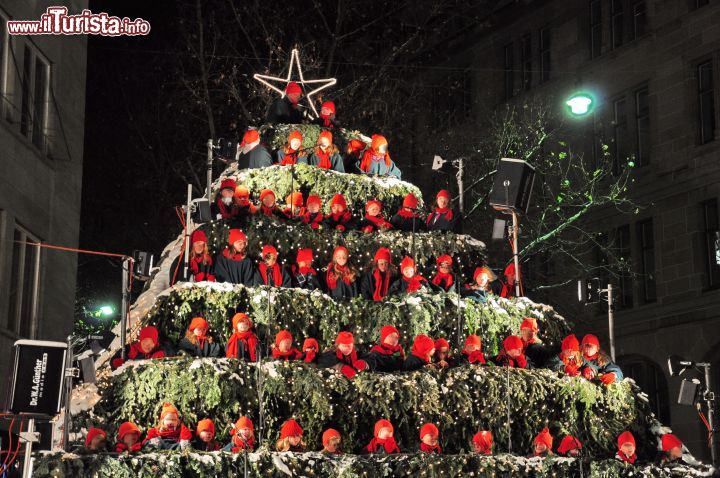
[253,48,336,119]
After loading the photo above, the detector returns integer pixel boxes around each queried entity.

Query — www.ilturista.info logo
[6,7,151,36]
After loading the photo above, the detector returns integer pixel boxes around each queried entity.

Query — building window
[613,97,628,173]
[611,0,624,49]
[539,27,551,83]
[635,87,649,166]
[7,226,41,338]
[504,44,514,100]
[590,0,602,59]
[637,218,657,303]
[616,225,633,308]
[632,1,647,39]
[617,356,671,424]
[19,44,50,151]
[521,34,532,90]
[703,199,720,289]
[698,61,716,144]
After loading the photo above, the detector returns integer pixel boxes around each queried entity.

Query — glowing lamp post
[565,93,594,116]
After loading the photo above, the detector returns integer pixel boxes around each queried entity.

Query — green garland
[33,450,714,478]
[197,216,486,276]
[145,284,570,353]
[94,359,654,458]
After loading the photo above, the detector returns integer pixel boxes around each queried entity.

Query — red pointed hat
[306,195,322,208]
[188,317,209,333]
[581,334,600,347]
[335,331,354,345]
[419,423,439,439]
[434,338,450,350]
[520,318,538,331]
[561,334,580,352]
[275,330,293,348]
[330,194,347,208]
[661,433,682,452]
[473,430,493,450]
[320,101,336,115]
[280,419,303,439]
[302,338,319,351]
[380,325,399,343]
[402,193,418,209]
[411,334,435,357]
[436,255,453,265]
[533,427,553,449]
[220,178,237,191]
[85,428,106,447]
[436,189,451,200]
[228,229,247,244]
[261,244,278,257]
[196,418,215,436]
[241,129,260,146]
[232,416,254,433]
[557,435,582,454]
[374,247,392,263]
[285,81,302,96]
[138,326,159,345]
[465,334,482,349]
[503,335,523,352]
[232,313,251,330]
[296,248,313,264]
[365,199,383,212]
[322,428,341,447]
[117,422,140,441]
[259,189,276,202]
[374,419,394,437]
[400,256,415,272]
[617,431,636,448]
[191,229,208,244]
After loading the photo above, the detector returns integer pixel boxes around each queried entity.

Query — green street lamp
[565,93,594,116]
[97,305,114,317]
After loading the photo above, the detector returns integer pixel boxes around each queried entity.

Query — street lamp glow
[566,94,594,116]
[98,305,114,316]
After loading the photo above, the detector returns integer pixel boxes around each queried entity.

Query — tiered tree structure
[36,124,714,478]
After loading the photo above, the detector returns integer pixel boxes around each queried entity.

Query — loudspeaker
[489,158,536,215]
[8,340,68,416]
[218,137,238,160]
[492,219,508,241]
[578,277,602,304]
[677,378,700,406]
[132,250,154,277]
[192,199,213,224]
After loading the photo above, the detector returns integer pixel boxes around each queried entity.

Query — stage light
[565,93,594,116]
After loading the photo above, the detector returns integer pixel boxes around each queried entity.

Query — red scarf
[501,282,516,298]
[293,265,317,276]
[362,214,393,232]
[215,198,236,218]
[372,268,391,301]
[326,264,353,289]
[412,348,431,364]
[320,115,333,128]
[359,150,392,172]
[616,451,637,464]
[223,248,246,261]
[189,255,212,273]
[403,274,427,293]
[370,342,405,358]
[302,211,324,228]
[367,436,400,454]
[231,435,256,452]
[431,272,453,289]
[272,347,302,360]
[145,425,192,442]
[314,149,333,169]
[420,443,442,454]
[498,350,527,368]
[280,150,299,165]
[331,210,352,224]
[259,262,283,286]
[522,337,540,349]
[260,205,279,217]
[465,350,486,364]
[226,331,258,361]
[115,442,142,453]
[397,208,420,219]
[427,207,453,225]
[127,342,164,360]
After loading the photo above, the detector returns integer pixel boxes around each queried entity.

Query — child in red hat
[302,195,324,230]
[500,262,519,299]
[321,428,342,455]
[114,422,142,453]
[237,128,274,169]
[658,433,684,464]
[258,244,292,287]
[322,194,357,231]
[390,193,426,232]
[193,418,221,451]
[169,229,216,286]
[616,431,637,464]
[419,423,442,454]
[360,247,395,301]
[426,190,460,232]
[83,427,107,453]
[325,246,359,300]
[271,330,303,361]
[305,130,345,172]
[519,317,554,367]
[292,248,320,290]
[458,334,486,365]
[358,134,402,179]
[317,331,369,379]
[404,334,436,371]
[389,256,430,295]
[313,100,338,129]
[461,266,496,303]
[359,199,394,233]
[276,130,307,165]
[492,335,532,368]
[282,192,306,219]
[344,139,366,174]
[366,325,405,372]
[431,255,455,292]
[213,228,261,286]
[580,334,623,384]
[111,325,166,370]
[258,189,284,218]
[557,435,582,457]
[301,338,319,363]
[276,419,306,452]
[266,81,305,124]
[223,416,256,452]
[472,430,493,455]
[549,334,585,377]
[212,178,240,220]
[366,419,401,454]
[143,403,193,450]
[531,427,554,457]
[433,337,455,368]
[226,313,259,362]
[178,317,223,358]
[233,185,258,219]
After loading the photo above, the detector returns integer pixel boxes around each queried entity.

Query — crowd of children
[81,411,686,466]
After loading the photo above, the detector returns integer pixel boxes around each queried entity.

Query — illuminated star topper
[253,48,337,119]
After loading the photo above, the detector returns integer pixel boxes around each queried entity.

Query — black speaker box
[8,340,68,416]
[132,250,154,277]
[677,378,700,406]
[489,158,536,215]
[192,199,213,224]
